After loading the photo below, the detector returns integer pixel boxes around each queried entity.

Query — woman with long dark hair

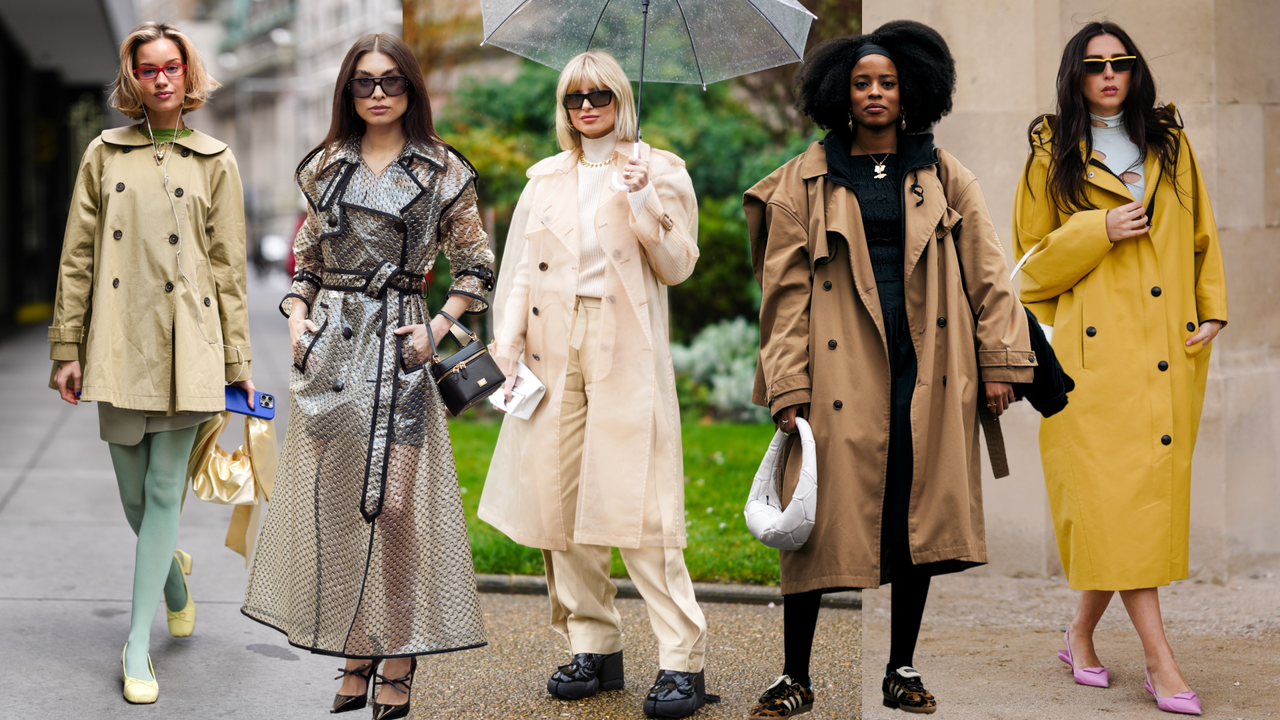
[50,20,252,704]
[1014,22,1227,715]
[241,33,493,720]
[744,21,1035,716]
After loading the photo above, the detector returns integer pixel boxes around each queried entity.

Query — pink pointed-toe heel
[1057,629,1110,687]
[1145,668,1201,715]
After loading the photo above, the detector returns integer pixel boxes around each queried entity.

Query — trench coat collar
[102,125,228,155]
[1030,110,1173,207]
[800,131,938,179]
[319,136,449,176]
[529,138,648,178]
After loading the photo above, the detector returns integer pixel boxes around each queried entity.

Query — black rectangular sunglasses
[563,89,614,109]
[1083,56,1136,74]
[347,76,409,98]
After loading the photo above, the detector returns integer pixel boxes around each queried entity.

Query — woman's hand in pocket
[394,316,449,366]
[288,301,319,349]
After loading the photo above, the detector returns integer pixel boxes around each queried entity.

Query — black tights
[781,549,931,687]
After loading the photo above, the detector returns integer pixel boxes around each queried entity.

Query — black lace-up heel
[370,657,417,720]
[330,660,378,714]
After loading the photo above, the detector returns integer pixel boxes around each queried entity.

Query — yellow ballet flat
[166,550,195,638]
[121,645,159,704]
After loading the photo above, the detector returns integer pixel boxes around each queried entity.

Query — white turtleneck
[1090,110,1144,201]
[576,130,654,298]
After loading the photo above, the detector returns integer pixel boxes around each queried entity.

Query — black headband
[853,43,894,64]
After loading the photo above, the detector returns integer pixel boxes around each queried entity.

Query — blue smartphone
[225,386,276,420]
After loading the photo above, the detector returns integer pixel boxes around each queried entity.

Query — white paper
[487,360,545,420]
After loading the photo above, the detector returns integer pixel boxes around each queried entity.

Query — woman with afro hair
[744,20,1035,716]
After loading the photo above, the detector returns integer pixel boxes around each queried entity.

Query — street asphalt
[0,272,863,720]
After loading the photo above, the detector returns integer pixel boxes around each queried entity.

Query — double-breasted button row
[113,230,123,240]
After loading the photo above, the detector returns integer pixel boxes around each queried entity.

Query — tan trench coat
[481,140,698,550]
[745,137,1035,593]
[49,126,251,412]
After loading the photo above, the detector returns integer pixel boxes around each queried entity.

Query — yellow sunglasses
[1083,56,1136,74]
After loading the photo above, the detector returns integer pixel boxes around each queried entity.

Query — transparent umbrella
[480,0,816,186]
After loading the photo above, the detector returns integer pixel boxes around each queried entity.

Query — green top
[137,125,194,142]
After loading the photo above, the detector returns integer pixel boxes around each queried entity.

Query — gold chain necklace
[852,138,895,179]
[579,154,611,168]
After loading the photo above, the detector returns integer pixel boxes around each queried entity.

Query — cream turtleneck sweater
[1090,110,1144,201]
[576,131,654,298]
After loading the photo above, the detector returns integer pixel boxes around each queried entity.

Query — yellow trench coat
[1014,114,1228,591]
[49,126,251,411]
[482,140,698,551]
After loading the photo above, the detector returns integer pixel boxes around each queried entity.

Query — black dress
[825,134,977,584]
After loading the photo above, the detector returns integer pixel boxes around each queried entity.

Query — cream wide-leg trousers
[541,296,708,673]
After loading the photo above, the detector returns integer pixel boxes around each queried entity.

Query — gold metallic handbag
[186,411,278,563]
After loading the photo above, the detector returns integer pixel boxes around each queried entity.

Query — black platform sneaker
[643,669,721,718]
[547,650,625,700]
[882,666,937,714]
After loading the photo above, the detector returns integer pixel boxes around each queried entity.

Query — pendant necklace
[853,137,895,180]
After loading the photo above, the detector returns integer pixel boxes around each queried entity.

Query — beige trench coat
[481,140,698,550]
[49,126,251,412]
[745,137,1035,593]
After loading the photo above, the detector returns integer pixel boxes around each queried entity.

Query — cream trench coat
[49,126,251,411]
[481,140,698,551]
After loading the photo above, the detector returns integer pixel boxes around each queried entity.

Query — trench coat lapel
[533,152,581,260]
[826,183,887,348]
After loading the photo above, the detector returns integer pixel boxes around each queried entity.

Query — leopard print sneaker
[745,674,814,718]
[882,667,937,714]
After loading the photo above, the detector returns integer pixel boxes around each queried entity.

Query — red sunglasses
[133,64,187,81]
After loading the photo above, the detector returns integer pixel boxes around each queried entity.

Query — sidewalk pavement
[0,272,862,719]
[861,572,1280,719]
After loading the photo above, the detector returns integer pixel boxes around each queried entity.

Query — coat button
[1161,434,1172,446]
[1029,353,1036,362]
[343,327,353,339]
[532,307,540,316]
[169,234,178,244]
[393,221,407,234]
[333,381,344,392]
[203,297,211,307]
[122,147,131,154]
[165,282,174,292]
[113,230,122,240]
[1086,326,1097,337]
[943,375,947,387]
[112,278,119,288]
[833,400,843,410]
[1187,322,1196,332]
[1158,361,1168,371]
[823,280,832,290]
[1151,286,1162,297]
[828,339,837,349]
[116,182,125,192]
[539,262,549,271]
[181,148,190,158]
[174,188,183,197]
[937,317,947,328]
[531,353,540,361]
[328,216,338,227]
[1087,171,1095,178]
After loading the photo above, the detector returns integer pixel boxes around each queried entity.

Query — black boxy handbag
[425,311,506,416]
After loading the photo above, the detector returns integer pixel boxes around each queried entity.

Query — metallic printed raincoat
[242,138,494,658]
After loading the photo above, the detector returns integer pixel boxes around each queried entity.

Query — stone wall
[864,0,1280,582]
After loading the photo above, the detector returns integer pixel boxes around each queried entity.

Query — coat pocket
[293,316,329,373]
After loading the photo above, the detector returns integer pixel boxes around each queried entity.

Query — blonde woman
[483,51,713,718]
[49,21,251,703]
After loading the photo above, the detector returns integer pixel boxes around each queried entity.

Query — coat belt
[321,264,427,298]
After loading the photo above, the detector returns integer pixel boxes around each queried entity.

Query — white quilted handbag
[743,417,818,551]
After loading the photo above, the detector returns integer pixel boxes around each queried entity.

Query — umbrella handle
[611,141,642,192]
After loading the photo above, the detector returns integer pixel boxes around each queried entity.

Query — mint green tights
[108,425,199,683]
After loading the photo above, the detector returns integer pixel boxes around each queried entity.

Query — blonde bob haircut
[110,21,220,121]
[555,52,637,151]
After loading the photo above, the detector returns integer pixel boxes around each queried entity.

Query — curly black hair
[795,20,956,133]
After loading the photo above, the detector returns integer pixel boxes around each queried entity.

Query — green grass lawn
[448,418,781,585]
